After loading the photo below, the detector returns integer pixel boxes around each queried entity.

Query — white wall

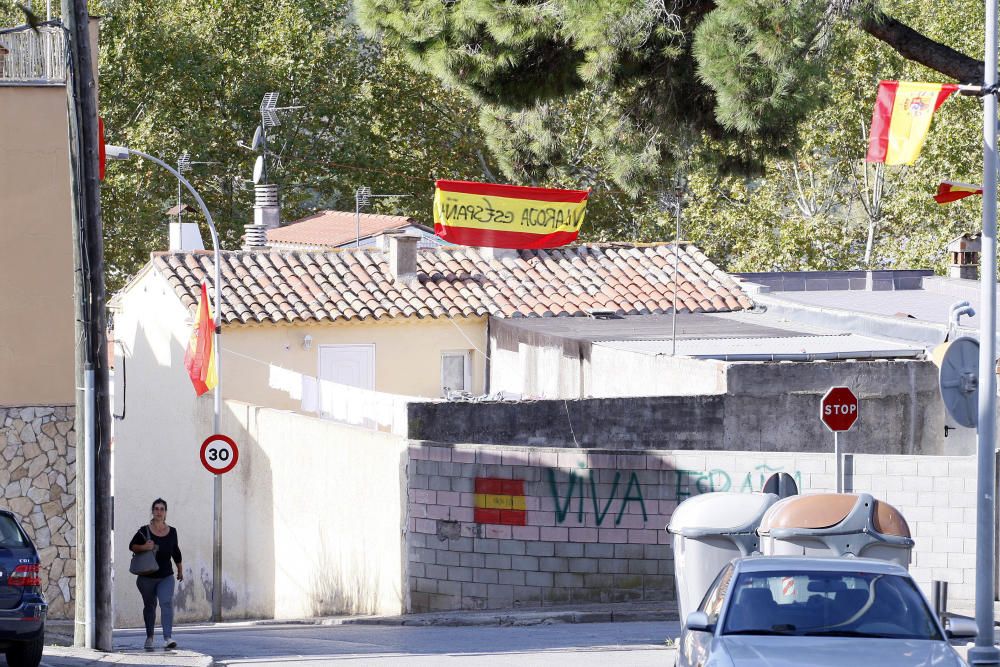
[588,346,727,397]
[113,399,407,626]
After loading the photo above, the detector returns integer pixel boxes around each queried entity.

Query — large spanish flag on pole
[184,282,217,396]
[866,81,958,165]
[433,179,590,249]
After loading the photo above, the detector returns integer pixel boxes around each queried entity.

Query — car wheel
[5,630,43,667]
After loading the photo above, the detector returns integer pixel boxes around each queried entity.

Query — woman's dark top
[129,525,182,578]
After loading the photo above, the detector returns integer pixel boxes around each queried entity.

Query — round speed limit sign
[200,434,239,475]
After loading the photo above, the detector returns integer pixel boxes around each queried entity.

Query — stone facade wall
[406,442,977,614]
[0,406,76,619]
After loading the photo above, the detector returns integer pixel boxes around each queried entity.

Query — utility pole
[62,0,113,651]
[970,0,1000,660]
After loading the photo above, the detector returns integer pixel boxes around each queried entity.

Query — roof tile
[149,243,752,325]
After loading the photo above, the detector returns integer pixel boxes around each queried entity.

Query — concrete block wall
[406,443,977,614]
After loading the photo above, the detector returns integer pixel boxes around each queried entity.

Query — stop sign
[820,387,859,432]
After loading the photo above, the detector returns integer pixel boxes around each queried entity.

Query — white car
[676,556,975,667]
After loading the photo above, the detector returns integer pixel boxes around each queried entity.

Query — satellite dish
[252,156,265,184]
[934,336,980,428]
[762,472,798,498]
[251,126,263,151]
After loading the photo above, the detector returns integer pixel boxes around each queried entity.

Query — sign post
[820,387,859,493]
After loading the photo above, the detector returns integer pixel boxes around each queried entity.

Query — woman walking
[129,498,183,650]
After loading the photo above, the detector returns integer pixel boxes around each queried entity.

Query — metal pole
[671,200,680,356]
[834,431,842,493]
[970,0,1000,657]
[177,166,183,226]
[83,368,94,649]
[120,148,224,622]
[355,193,361,248]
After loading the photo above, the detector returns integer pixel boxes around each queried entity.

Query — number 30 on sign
[200,434,239,475]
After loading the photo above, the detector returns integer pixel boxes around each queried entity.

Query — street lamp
[105,143,227,622]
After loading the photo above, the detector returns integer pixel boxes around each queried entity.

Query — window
[698,563,734,626]
[441,351,472,395]
[0,516,28,549]
[721,570,941,640]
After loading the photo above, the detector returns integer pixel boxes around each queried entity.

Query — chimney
[480,247,518,261]
[165,204,205,251]
[948,233,981,280]
[243,183,280,250]
[387,232,419,282]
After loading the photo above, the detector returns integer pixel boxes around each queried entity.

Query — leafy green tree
[356,0,988,193]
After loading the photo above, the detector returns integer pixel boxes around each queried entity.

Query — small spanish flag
[433,179,589,249]
[183,282,217,396]
[474,478,526,526]
[934,181,984,204]
[866,81,958,165]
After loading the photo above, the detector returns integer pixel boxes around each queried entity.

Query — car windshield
[721,569,942,641]
[0,515,27,549]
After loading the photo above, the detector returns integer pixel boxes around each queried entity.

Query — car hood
[718,636,965,667]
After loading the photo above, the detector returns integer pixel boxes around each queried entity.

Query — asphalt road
[115,620,679,666]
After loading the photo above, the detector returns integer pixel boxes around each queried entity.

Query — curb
[44,645,213,666]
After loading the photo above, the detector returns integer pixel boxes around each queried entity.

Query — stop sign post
[820,387,858,493]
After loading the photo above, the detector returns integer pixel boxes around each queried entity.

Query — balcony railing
[0,25,66,84]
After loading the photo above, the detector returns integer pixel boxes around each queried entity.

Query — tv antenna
[249,92,303,185]
[174,152,218,224]
[354,185,411,248]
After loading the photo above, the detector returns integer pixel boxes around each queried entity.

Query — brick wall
[406,443,976,614]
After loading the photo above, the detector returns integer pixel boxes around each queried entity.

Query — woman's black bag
[129,527,159,576]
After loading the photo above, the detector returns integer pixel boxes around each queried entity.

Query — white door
[317,344,375,425]
[318,344,374,389]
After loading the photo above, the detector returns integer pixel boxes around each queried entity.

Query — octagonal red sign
[820,387,859,432]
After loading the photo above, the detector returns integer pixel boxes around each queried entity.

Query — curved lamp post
[106,145,226,622]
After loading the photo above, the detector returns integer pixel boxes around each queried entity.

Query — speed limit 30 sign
[200,434,239,475]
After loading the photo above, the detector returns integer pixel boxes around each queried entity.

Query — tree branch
[859,11,984,83]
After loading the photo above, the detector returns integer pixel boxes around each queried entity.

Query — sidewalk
[38,602,674,664]
[41,621,213,666]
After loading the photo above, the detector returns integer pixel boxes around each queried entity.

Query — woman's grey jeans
[136,574,175,638]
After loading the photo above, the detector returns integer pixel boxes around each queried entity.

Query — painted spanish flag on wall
[183,282,217,396]
[474,478,526,526]
[866,81,958,165]
[433,179,590,249]
[935,180,984,204]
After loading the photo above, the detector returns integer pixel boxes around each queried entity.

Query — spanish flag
[183,282,217,396]
[433,179,589,249]
[866,81,958,165]
[474,478,526,526]
[934,181,983,204]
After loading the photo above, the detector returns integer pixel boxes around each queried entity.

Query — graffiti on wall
[674,465,803,501]
[474,478,527,525]
[539,464,802,526]
[546,468,647,526]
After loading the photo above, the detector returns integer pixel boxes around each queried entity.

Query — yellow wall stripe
[474,493,526,510]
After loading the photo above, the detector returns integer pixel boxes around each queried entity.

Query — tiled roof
[266,210,424,248]
[151,243,754,325]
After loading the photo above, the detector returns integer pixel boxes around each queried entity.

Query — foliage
[59,0,494,289]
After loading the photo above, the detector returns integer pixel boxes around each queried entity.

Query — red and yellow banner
[934,180,983,204]
[183,282,217,396]
[474,478,526,526]
[433,179,589,249]
[866,81,958,165]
